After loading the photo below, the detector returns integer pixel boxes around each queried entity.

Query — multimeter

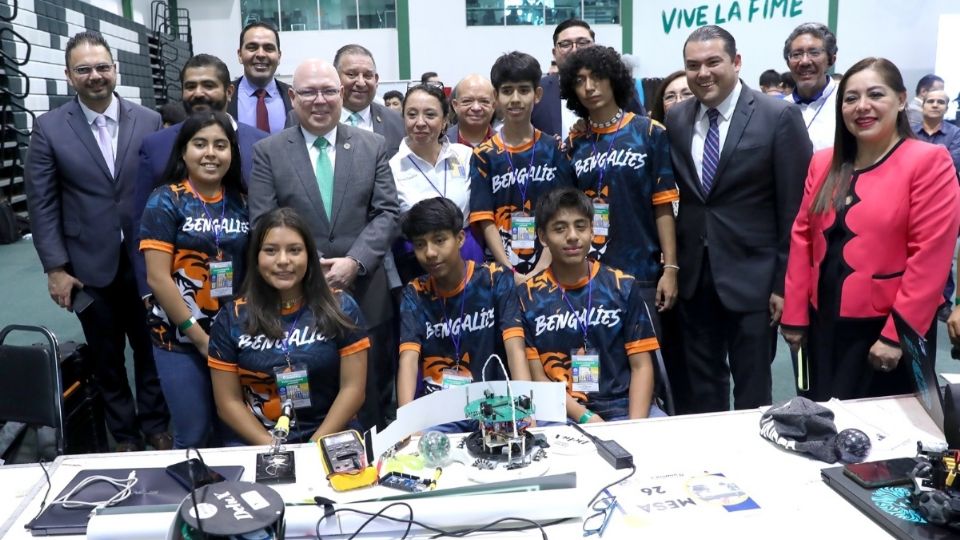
[317,430,378,491]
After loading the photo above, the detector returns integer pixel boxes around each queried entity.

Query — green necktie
[347,112,362,126]
[313,136,334,218]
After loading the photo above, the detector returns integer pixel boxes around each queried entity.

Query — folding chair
[0,325,65,462]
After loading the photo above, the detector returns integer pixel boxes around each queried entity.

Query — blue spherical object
[418,431,451,466]
[835,428,872,463]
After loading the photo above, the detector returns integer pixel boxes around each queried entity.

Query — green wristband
[578,410,595,424]
[177,316,197,332]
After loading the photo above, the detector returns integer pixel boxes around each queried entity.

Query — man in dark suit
[248,59,400,430]
[333,44,404,159]
[227,22,292,134]
[664,25,812,413]
[24,32,170,451]
[132,53,269,299]
[532,18,644,137]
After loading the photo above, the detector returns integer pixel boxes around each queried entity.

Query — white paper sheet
[370,381,567,458]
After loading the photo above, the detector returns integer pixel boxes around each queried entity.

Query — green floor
[1,236,958,408]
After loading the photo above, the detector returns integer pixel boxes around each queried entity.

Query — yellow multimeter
[317,430,378,491]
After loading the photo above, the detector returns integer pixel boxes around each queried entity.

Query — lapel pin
[376,115,382,123]
[343,142,351,150]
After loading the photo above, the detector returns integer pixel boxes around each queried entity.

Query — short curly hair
[558,46,635,120]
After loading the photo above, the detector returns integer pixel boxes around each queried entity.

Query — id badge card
[511,213,536,250]
[274,363,311,408]
[208,258,233,298]
[441,368,472,389]
[571,349,600,393]
[593,202,610,237]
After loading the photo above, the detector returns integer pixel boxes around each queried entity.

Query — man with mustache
[334,44,404,159]
[132,54,269,301]
[24,31,170,451]
[783,22,838,151]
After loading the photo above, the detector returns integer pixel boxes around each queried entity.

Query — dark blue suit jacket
[132,120,268,296]
[25,95,162,287]
[531,73,646,137]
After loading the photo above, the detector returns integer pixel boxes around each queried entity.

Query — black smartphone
[843,457,918,489]
[71,288,94,313]
[165,459,226,490]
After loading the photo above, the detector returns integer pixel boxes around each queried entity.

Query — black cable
[347,502,413,540]
[315,503,562,539]
[588,464,636,507]
[27,459,52,524]
[185,448,206,539]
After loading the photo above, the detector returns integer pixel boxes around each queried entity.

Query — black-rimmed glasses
[582,490,619,537]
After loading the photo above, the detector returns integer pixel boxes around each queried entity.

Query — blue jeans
[153,346,218,449]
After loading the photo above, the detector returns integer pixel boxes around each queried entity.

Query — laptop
[821,466,960,539]
[26,465,243,536]
[893,310,945,430]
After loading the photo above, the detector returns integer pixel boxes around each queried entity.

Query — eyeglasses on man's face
[788,48,826,62]
[294,87,342,102]
[71,63,115,76]
[556,38,593,51]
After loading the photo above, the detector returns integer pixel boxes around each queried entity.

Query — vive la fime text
[662,0,804,34]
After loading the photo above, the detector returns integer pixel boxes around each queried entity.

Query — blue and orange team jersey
[207,293,369,435]
[139,181,250,353]
[518,260,659,404]
[566,113,678,283]
[468,129,574,274]
[400,261,523,394]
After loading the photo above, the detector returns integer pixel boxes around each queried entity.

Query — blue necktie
[701,108,720,195]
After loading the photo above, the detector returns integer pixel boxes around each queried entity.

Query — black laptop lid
[26,466,243,536]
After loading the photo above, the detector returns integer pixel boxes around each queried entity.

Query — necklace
[589,108,624,130]
[280,296,303,310]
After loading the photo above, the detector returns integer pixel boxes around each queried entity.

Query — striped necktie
[701,108,720,195]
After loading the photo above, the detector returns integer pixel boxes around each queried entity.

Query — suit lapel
[370,103,385,136]
[678,99,705,203]
[712,88,754,189]
[330,126,353,230]
[288,128,331,229]
[114,97,136,178]
[65,99,113,180]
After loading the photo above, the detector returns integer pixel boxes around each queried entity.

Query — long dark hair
[159,111,244,196]
[811,57,913,213]
[241,207,355,339]
[650,70,686,123]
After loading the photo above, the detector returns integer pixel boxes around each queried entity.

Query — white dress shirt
[302,125,338,175]
[389,138,472,227]
[691,81,742,182]
[792,76,837,152]
[78,96,119,158]
[341,105,373,131]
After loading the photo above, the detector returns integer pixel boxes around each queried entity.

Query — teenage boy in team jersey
[520,187,660,422]
[397,198,529,413]
[469,51,573,285]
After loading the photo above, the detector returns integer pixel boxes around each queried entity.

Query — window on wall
[466,0,618,27]
[241,1,396,32]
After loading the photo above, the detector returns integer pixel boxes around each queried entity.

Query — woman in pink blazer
[781,57,960,400]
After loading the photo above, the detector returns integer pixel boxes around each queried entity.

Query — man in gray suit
[249,59,400,430]
[333,44,404,159]
[24,31,170,450]
[664,25,812,413]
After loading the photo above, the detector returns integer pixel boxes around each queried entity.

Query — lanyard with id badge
[437,265,472,389]
[274,310,312,410]
[587,114,626,240]
[502,130,537,250]
[187,179,233,299]
[560,265,599,393]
